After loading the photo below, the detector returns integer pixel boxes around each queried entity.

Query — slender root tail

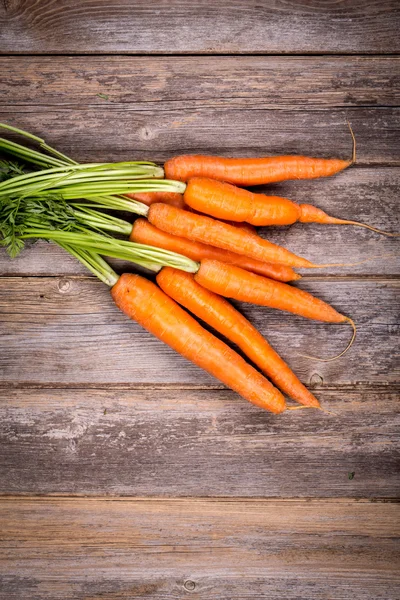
[336,219,400,237]
[287,405,338,416]
[347,120,356,166]
[298,317,356,363]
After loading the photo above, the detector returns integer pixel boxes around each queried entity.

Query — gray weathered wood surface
[1,388,398,497]
[0,498,399,600]
[1,56,399,108]
[0,6,399,600]
[0,1,399,54]
[1,107,399,165]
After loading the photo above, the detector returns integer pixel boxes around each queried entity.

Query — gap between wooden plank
[0,495,397,502]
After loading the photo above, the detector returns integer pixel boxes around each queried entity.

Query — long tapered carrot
[195,259,351,323]
[183,177,398,235]
[165,154,350,185]
[165,126,356,185]
[157,268,320,407]
[147,203,315,268]
[130,218,301,281]
[111,273,286,414]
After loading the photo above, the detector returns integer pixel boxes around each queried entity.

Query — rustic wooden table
[0,2,399,599]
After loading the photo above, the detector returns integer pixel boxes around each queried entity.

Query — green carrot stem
[30,180,184,199]
[19,229,199,273]
[0,137,66,168]
[0,164,165,194]
[0,122,77,166]
[56,242,119,287]
[72,207,133,235]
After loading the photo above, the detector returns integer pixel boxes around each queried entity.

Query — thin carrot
[164,124,355,185]
[147,203,315,268]
[130,218,301,281]
[111,273,286,414]
[157,267,320,407]
[183,177,398,235]
[195,259,352,324]
[125,191,185,209]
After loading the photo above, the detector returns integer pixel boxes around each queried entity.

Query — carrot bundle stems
[112,273,286,414]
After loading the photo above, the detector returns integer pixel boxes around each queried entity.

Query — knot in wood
[184,580,196,592]
[58,278,71,293]
[310,372,324,387]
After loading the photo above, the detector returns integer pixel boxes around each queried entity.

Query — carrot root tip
[346,120,357,166]
[298,317,356,363]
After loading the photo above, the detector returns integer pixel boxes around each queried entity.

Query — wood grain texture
[1,167,399,277]
[0,0,399,54]
[0,388,398,497]
[0,498,398,599]
[1,277,399,387]
[1,56,399,108]
[1,107,399,165]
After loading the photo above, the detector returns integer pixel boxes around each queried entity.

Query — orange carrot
[130,218,300,281]
[125,191,185,209]
[183,177,398,235]
[165,124,356,185]
[184,204,256,233]
[165,154,350,185]
[111,273,286,414]
[157,268,320,407]
[147,203,315,268]
[195,259,352,324]
[223,221,257,234]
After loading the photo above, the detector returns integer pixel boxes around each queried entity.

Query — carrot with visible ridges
[183,177,399,236]
[157,267,320,407]
[195,259,350,323]
[130,219,301,281]
[111,273,286,414]
[165,154,351,186]
[164,123,356,185]
[147,203,369,269]
[148,203,315,268]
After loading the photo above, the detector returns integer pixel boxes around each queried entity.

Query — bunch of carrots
[0,123,397,416]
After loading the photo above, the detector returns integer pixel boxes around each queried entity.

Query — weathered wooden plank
[1,167,398,277]
[1,56,399,108]
[0,498,398,599]
[1,277,398,387]
[0,388,398,497]
[0,0,399,54]
[1,107,399,166]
